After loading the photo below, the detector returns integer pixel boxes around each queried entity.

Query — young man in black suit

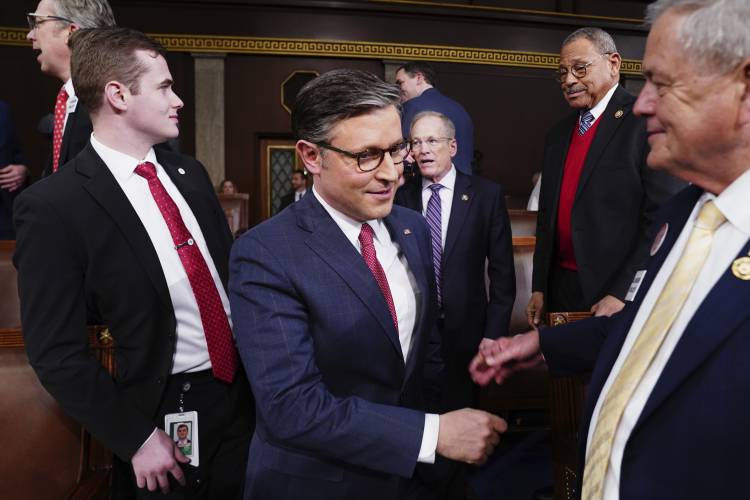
[14,28,252,498]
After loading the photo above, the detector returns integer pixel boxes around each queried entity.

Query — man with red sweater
[527,27,684,325]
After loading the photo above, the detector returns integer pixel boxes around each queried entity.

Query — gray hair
[646,0,750,74]
[292,69,401,143]
[410,111,456,139]
[562,27,618,54]
[53,0,115,29]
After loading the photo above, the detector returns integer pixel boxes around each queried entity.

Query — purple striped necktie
[426,183,444,307]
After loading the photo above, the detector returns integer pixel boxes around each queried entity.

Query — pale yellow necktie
[581,200,726,500]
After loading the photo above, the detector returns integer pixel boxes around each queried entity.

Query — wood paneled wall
[0,0,650,226]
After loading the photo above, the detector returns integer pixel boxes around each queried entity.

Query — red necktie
[135,161,237,383]
[52,87,69,173]
[358,223,398,332]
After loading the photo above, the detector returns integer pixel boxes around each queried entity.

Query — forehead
[560,38,599,63]
[395,69,414,81]
[411,115,445,135]
[136,51,171,78]
[643,11,688,76]
[329,105,402,146]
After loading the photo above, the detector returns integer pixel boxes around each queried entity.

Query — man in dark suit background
[396,111,515,411]
[396,111,515,499]
[472,1,750,498]
[278,168,307,210]
[396,62,475,175]
[14,28,251,498]
[229,69,506,500]
[26,0,115,178]
[0,101,27,239]
[527,27,684,326]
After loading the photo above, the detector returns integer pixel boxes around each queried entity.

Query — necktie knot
[695,200,725,232]
[359,222,375,248]
[578,110,594,135]
[429,183,443,194]
[57,86,69,102]
[134,161,157,180]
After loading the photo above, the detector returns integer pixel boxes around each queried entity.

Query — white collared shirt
[586,168,750,499]
[313,185,440,463]
[295,189,307,202]
[61,79,77,131]
[91,134,232,375]
[420,164,456,247]
[585,82,620,126]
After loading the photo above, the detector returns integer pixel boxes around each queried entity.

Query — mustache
[566,85,586,94]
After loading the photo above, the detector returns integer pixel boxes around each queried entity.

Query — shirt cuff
[136,427,160,454]
[417,413,440,464]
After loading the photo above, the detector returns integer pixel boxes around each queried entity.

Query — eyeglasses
[410,137,453,151]
[27,13,74,31]
[316,141,410,172]
[555,53,611,83]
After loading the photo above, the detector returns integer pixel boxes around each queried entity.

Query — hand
[0,164,28,191]
[469,331,544,386]
[526,292,544,328]
[590,294,624,317]
[436,408,507,465]
[131,429,189,494]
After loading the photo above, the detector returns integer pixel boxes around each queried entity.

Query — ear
[738,59,750,127]
[608,51,622,76]
[448,138,458,159]
[296,140,323,174]
[104,81,128,112]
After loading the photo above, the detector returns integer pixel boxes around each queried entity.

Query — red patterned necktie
[134,161,237,383]
[52,87,69,173]
[358,223,399,332]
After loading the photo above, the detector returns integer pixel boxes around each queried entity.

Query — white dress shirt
[586,82,619,126]
[295,189,307,202]
[91,134,233,375]
[313,185,440,463]
[61,79,77,131]
[586,168,750,499]
[420,164,456,247]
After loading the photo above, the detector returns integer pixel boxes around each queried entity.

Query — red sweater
[556,117,601,270]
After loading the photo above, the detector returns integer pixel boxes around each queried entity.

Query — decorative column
[192,52,226,186]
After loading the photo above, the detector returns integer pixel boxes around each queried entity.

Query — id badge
[165,411,200,466]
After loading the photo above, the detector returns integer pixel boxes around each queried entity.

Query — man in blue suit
[396,62,474,174]
[469,0,750,499]
[229,69,507,500]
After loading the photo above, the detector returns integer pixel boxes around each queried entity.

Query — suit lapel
[301,194,403,358]
[575,86,633,199]
[157,152,229,285]
[635,240,750,430]
[444,171,472,261]
[385,212,429,377]
[78,144,173,307]
[580,187,703,445]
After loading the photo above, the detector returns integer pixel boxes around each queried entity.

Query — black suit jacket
[42,101,92,178]
[14,143,234,461]
[533,85,685,307]
[396,170,515,408]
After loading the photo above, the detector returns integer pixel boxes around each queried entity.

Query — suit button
[157,377,163,384]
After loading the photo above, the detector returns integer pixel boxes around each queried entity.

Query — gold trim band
[0,27,642,75]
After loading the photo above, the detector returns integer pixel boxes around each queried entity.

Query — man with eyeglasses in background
[229,69,507,500]
[528,27,684,326]
[395,111,515,498]
[27,0,115,177]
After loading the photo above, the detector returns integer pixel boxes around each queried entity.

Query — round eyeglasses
[316,141,411,172]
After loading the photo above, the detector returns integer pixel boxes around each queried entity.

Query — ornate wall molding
[0,27,642,75]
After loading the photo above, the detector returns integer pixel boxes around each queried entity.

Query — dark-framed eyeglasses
[315,140,411,172]
[410,137,454,151]
[555,53,611,83]
[27,13,74,31]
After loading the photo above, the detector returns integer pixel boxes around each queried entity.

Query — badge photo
[165,410,200,466]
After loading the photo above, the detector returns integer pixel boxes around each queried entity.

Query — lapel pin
[461,194,469,201]
[650,223,668,256]
[403,228,412,235]
[731,256,750,280]
[178,168,186,175]
[614,109,624,119]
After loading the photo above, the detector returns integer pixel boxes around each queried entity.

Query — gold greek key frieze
[0,27,642,74]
